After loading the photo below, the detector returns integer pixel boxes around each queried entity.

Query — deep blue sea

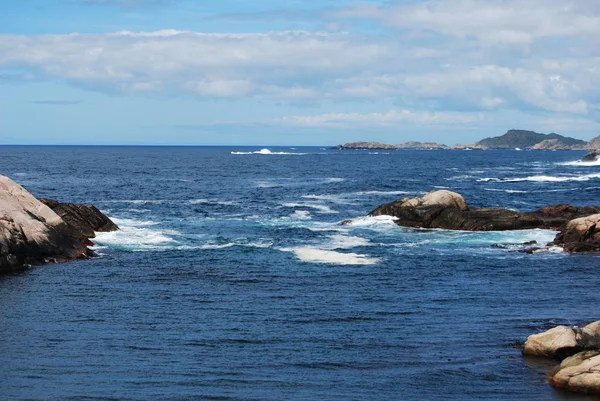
[1,146,600,400]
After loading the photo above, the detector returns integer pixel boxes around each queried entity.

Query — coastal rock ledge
[0,175,118,274]
[365,190,600,252]
[523,322,600,394]
[369,190,600,232]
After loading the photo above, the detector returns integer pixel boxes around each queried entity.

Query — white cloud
[279,110,485,128]
[333,0,600,45]
[1,8,600,119]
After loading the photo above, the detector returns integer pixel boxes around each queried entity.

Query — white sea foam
[484,188,529,193]
[281,202,338,214]
[325,178,345,183]
[290,210,312,220]
[189,199,237,206]
[326,234,371,249]
[479,173,600,183]
[341,215,399,228]
[94,218,178,251]
[200,240,273,250]
[231,148,307,155]
[559,159,600,166]
[280,247,380,265]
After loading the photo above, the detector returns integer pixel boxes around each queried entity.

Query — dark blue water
[1,146,600,400]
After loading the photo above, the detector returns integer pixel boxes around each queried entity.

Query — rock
[395,141,449,150]
[40,199,119,238]
[531,139,582,150]
[523,321,600,360]
[549,351,600,394]
[0,175,117,274]
[331,142,397,150]
[523,326,579,360]
[476,129,587,150]
[553,214,600,252]
[587,136,600,150]
[369,190,600,232]
[582,150,600,162]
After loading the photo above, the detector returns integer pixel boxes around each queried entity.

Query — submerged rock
[369,190,600,232]
[0,175,117,273]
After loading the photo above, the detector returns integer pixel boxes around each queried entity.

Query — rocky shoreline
[523,322,600,394]
[0,174,118,274]
[356,190,600,252]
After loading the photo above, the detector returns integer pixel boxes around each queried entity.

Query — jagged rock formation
[0,175,118,273]
[368,190,600,232]
[523,321,600,394]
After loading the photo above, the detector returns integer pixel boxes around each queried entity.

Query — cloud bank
[1,0,599,124]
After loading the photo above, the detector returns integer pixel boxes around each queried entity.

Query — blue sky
[1,0,600,145]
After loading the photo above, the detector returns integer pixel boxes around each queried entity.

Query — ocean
[1,146,599,400]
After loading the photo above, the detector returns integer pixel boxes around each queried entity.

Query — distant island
[332,129,600,150]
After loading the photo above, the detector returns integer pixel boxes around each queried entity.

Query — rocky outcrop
[40,199,119,239]
[368,190,600,232]
[582,150,600,162]
[476,129,587,150]
[0,175,117,273]
[587,136,600,150]
[550,351,600,394]
[553,214,600,252]
[531,138,583,150]
[395,141,449,149]
[332,141,449,150]
[331,142,397,150]
[523,321,600,394]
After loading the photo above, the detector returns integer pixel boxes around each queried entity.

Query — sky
[1,0,600,145]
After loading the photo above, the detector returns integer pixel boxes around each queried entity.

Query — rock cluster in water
[369,190,600,236]
[0,175,118,273]
[523,322,600,394]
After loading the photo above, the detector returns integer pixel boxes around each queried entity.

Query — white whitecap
[479,173,600,183]
[341,215,399,228]
[290,210,312,220]
[94,218,178,251]
[231,148,307,155]
[189,199,237,206]
[559,159,600,166]
[325,234,371,249]
[280,247,380,265]
[325,178,345,183]
[281,202,338,214]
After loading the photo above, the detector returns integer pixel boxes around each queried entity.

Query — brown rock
[369,190,600,232]
[554,214,600,252]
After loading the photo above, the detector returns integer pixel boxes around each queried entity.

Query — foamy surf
[281,202,338,214]
[559,159,600,166]
[231,148,306,155]
[93,218,179,251]
[280,247,380,265]
[340,215,399,229]
[479,173,600,183]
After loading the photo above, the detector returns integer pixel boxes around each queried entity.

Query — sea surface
[1,146,600,400]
